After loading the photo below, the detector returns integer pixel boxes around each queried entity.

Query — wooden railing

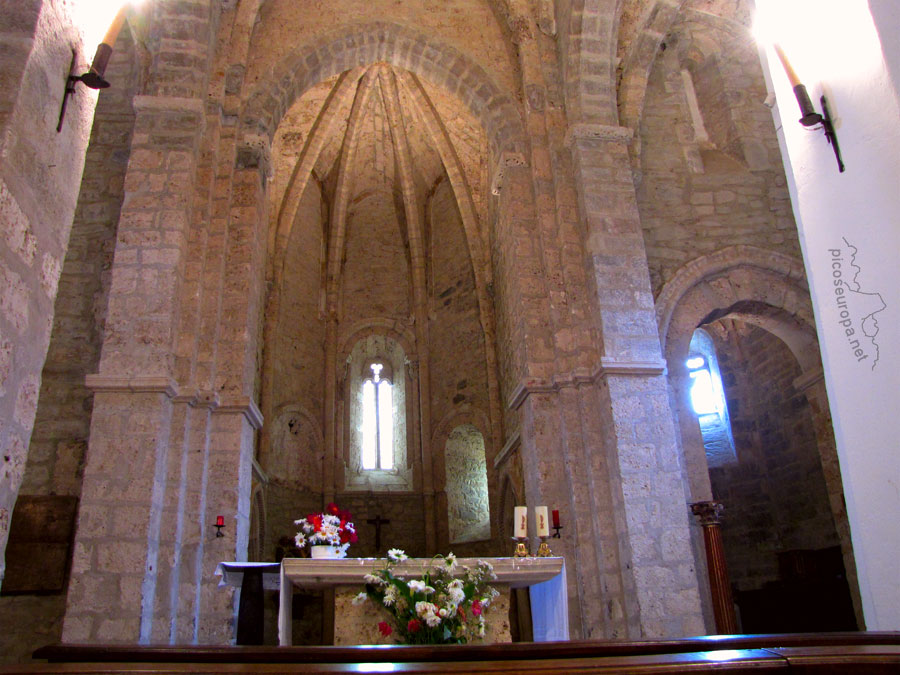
[5,633,898,674]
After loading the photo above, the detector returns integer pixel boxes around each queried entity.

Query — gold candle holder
[513,537,529,557]
[536,536,552,557]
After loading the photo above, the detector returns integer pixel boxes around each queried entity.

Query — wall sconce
[57,6,127,132]
[772,43,845,173]
[214,515,225,538]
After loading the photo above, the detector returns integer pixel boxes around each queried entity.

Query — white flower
[444,552,458,572]
[387,548,407,562]
[424,612,441,628]
[294,533,306,548]
[438,607,448,618]
[415,601,436,617]
[408,579,432,594]
[351,592,368,606]
[448,586,465,605]
[363,574,384,586]
[383,585,397,607]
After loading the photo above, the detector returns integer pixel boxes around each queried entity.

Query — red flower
[457,606,466,622]
[471,600,482,617]
[340,509,353,522]
[326,502,341,515]
[407,619,422,633]
[378,621,393,637]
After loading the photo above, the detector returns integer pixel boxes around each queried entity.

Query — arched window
[345,335,411,491]
[361,361,394,470]
[688,329,737,466]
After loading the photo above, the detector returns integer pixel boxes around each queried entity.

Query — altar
[277,556,567,646]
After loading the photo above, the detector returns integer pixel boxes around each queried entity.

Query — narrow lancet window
[361,362,393,470]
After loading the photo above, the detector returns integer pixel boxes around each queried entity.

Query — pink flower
[378,621,393,637]
[407,618,422,633]
[471,600,482,617]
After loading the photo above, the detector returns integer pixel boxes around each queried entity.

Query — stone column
[690,501,737,634]
[567,124,705,637]
[62,95,205,643]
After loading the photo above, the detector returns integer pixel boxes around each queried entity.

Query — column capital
[565,123,634,148]
[690,500,725,526]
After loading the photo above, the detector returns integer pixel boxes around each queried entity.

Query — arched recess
[247,23,514,535]
[658,246,864,629]
[431,408,495,551]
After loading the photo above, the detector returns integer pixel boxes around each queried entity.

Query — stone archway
[658,247,863,629]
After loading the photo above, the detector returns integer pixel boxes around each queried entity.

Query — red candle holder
[214,516,225,537]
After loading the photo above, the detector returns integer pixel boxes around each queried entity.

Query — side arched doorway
[659,248,862,631]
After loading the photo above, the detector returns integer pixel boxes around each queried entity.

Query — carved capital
[565,123,634,148]
[690,500,725,526]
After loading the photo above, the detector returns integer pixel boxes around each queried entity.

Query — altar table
[277,556,567,646]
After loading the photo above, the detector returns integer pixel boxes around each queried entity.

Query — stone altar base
[332,584,512,645]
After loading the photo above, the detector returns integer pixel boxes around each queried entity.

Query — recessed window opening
[687,355,720,416]
[361,362,394,470]
[689,328,737,467]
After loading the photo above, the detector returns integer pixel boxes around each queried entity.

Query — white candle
[514,506,527,538]
[535,506,550,537]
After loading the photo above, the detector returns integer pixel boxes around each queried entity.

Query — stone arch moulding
[656,245,811,353]
[239,21,528,157]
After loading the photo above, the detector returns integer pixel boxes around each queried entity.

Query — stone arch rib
[656,245,809,348]
[240,22,527,157]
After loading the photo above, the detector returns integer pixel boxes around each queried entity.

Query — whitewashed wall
[757,0,900,630]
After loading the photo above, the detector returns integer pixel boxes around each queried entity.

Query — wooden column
[691,501,738,634]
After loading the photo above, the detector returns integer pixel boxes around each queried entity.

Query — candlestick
[535,506,549,537]
[512,537,529,557]
[514,506,527,538]
[536,537,552,557]
[214,515,225,537]
[772,43,800,87]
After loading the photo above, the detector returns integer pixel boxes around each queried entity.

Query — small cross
[366,514,391,551]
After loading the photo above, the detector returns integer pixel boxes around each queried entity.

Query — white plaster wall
[756,0,900,630]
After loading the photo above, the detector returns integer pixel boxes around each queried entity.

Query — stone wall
[0,0,99,591]
[708,321,839,591]
[636,12,799,295]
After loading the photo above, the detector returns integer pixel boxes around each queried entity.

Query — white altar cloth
[278,556,568,645]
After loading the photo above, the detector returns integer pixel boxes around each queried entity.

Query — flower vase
[310,544,347,559]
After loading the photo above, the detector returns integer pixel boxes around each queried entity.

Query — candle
[101,5,128,48]
[514,506,527,538]
[772,43,801,88]
[552,509,560,529]
[535,506,549,537]
[216,515,224,527]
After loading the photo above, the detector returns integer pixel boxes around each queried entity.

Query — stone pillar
[690,501,737,634]
[567,124,705,637]
[62,95,205,643]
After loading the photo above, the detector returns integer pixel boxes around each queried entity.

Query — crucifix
[366,514,391,552]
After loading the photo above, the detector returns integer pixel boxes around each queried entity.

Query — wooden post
[691,501,738,634]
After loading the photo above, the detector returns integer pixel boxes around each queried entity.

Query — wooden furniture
[215,562,281,645]
[27,633,900,673]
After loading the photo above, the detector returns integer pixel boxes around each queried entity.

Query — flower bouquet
[354,549,499,644]
[294,502,358,558]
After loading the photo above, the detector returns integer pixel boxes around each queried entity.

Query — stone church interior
[1,0,899,669]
